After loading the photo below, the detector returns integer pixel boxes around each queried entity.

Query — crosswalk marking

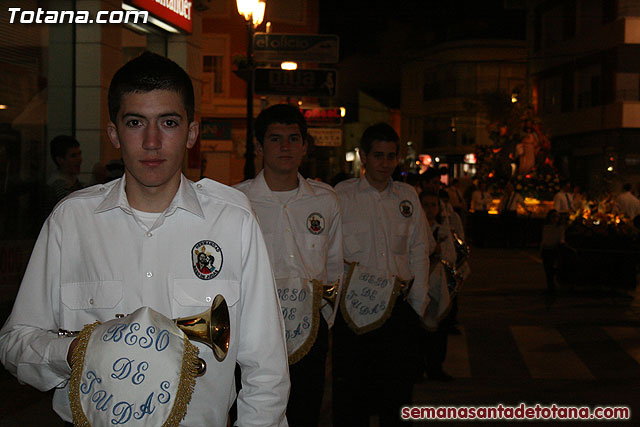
[603,327,640,365]
[443,326,471,378]
[510,326,594,379]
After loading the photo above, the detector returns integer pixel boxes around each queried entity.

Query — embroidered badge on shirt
[192,240,223,280]
[399,200,414,217]
[306,212,325,235]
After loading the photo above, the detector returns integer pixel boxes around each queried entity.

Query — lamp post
[236,0,266,179]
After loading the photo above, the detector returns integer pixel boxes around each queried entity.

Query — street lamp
[236,0,266,179]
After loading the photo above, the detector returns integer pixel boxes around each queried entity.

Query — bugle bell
[320,280,340,308]
[174,294,231,369]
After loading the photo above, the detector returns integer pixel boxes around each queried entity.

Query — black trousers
[423,296,456,375]
[287,318,329,427]
[332,299,421,427]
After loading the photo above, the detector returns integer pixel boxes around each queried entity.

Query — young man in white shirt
[553,181,574,216]
[235,104,343,427]
[0,52,289,427]
[333,123,430,426]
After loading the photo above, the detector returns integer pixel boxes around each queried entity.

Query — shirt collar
[95,175,204,218]
[357,175,399,198]
[246,170,315,201]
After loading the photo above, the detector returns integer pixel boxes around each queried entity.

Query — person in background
[571,185,586,211]
[553,181,574,219]
[470,181,492,246]
[0,52,289,426]
[498,181,528,248]
[235,104,343,427]
[333,123,430,426]
[540,209,565,294]
[420,189,456,382]
[47,135,83,206]
[614,183,640,221]
[448,178,467,226]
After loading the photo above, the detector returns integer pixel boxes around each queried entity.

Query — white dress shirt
[553,190,574,213]
[0,175,289,427]
[335,177,430,317]
[615,191,640,219]
[471,190,492,212]
[235,171,343,327]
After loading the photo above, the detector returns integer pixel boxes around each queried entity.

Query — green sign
[253,33,339,63]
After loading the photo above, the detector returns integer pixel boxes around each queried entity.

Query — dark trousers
[423,296,456,375]
[332,300,420,427]
[287,318,329,427]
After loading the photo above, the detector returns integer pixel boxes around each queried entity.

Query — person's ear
[256,142,264,157]
[107,122,120,149]
[186,121,199,149]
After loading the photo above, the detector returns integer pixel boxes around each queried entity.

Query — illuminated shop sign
[128,0,192,33]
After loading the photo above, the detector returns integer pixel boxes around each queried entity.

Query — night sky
[319,0,526,59]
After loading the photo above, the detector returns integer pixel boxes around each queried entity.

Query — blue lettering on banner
[134,392,156,419]
[158,381,171,404]
[102,324,171,351]
[132,361,148,385]
[102,323,127,342]
[111,358,134,381]
[124,323,141,345]
[80,370,102,395]
[111,402,134,424]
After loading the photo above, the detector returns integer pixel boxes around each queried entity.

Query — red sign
[128,0,192,33]
[301,107,342,126]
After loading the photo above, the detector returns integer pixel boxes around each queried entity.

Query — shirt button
[289,254,294,258]
[197,184,203,189]
[98,187,105,192]
[146,232,152,237]
[89,298,94,305]
[146,271,153,278]
[205,296,212,303]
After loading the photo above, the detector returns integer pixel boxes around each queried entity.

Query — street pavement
[1,246,639,426]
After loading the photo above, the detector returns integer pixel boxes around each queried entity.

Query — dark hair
[108,51,195,122]
[360,122,399,155]
[419,189,440,202]
[623,183,632,192]
[50,135,79,167]
[254,104,308,145]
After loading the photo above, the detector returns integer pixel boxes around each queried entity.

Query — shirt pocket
[60,280,123,330]
[302,233,327,252]
[343,221,369,255]
[171,278,240,320]
[391,233,409,255]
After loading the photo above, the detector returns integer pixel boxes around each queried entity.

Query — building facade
[401,39,527,178]
[528,0,640,193]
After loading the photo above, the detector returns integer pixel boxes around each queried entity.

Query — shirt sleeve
[0,216,75,392]
[406,192,431,317]
[235,213,290,427]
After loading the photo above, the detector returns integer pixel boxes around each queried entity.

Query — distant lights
[346,151,356,162]
[0,104,7,110]
[463,153,476,164]
[281,61,297,70]
[339,107,346,117]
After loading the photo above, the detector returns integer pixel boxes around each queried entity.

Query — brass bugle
[321,280,340,308]
[174,294,230,364]
[58,295,231,376]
